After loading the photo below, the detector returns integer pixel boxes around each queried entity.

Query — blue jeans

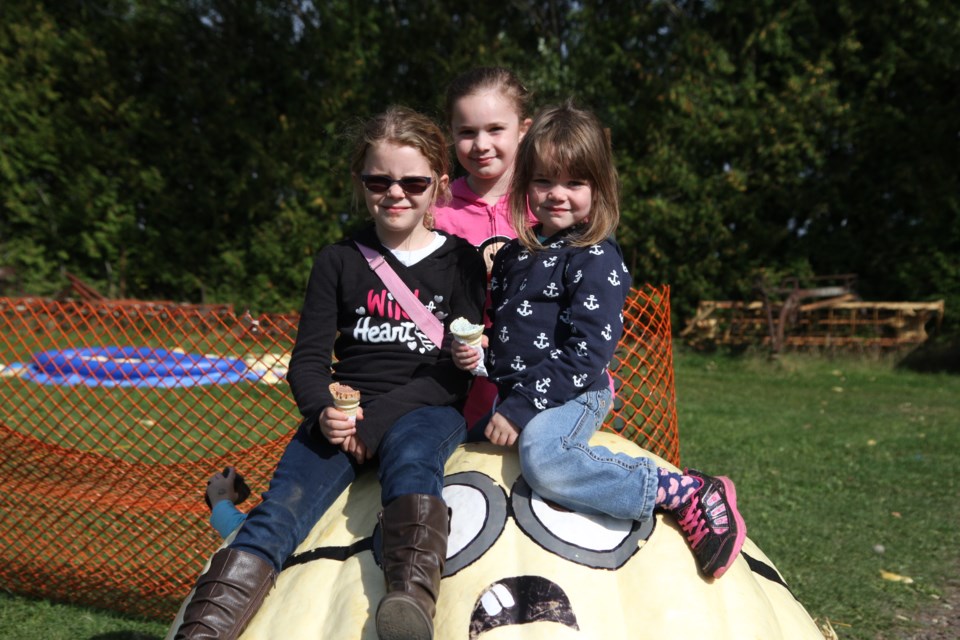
[518,388,659,522]
[231,405,467,571]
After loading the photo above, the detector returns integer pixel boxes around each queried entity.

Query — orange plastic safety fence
[0,286,677,620]
[607,285,680,462]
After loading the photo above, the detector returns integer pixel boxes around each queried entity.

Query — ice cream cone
[450,317,484,348]
[329,382,360,418]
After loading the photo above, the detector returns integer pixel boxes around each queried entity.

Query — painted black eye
[509,477,654,569]
[442,471,509,577]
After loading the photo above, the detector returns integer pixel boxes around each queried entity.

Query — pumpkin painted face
[167,433,824,640]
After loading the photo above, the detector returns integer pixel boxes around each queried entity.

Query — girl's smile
[451,90,530,198]
[360,141,447,249]
[528,168,593,238]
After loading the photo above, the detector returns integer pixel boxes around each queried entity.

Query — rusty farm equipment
[681,274,945,354]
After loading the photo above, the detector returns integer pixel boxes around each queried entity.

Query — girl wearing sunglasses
[174,106,486,640]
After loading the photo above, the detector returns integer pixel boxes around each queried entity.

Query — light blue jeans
[518,388,659,522]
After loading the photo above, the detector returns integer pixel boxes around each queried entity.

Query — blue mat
[19,346,262,388]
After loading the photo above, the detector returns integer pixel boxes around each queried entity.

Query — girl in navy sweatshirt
[454,101,746,580]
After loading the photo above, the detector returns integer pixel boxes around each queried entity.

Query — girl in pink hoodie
[434,67,534,434]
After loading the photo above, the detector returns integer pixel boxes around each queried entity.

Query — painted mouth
[469,575,578,639]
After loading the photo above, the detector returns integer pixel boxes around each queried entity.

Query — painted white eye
[445,484,489,557]
[442,471,508,577]
[529,492,634,549]
[510,477,654,569]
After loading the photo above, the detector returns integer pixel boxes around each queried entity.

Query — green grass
[2,374,294,462]
[0,592,165,640]
[674,349,960,639]
[1,349,958,639]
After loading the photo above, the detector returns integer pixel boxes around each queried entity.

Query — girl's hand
[452,341,482,371]
[484,412,520,447]
[317,405,364,444]
[205,467,239,507]
[341,434,372,463]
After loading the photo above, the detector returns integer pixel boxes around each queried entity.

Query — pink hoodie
[434,177,525,432]
[434,177,519,275]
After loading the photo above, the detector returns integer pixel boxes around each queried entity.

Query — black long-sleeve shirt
[287,225,486,450]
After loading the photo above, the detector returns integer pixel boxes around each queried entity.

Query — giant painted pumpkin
[167,432,824,639]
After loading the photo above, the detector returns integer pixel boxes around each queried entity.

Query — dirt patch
[877,569,960,640]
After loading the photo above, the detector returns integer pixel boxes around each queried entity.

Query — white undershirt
[387,232,446,266]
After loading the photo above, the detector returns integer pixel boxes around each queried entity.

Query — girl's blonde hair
[509,101,620,251]
[444,66,532,123]
[350,106,451,225]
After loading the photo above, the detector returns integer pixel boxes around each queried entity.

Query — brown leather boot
[375,493,449,640]
[175,548,276,640]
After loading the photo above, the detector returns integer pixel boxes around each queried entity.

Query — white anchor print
[559,308,572,324]
[511,356,526,371]
[498,326,510,343]
[542,256,558,268]
[543,282,560,298]
[534,397,548,410]
[490,276,499,291]
[573,270,583,283]
[518,250,530,261]
[607,270,620,286]
[519,279,527,291]
[517,300,533,316]
[589,245,605,256]
[572,373,588,388]
[533,333,550,349]
[602,324,613,341]
[535,378,551,393]
[583,295,600,310]
[549,349,562,359]
[575,341,588,356]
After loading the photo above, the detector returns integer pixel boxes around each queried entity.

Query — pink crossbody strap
[355,242,445,348]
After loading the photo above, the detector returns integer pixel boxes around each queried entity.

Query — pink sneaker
[674,469,746,578]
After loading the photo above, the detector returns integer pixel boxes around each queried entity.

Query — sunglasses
[360,174,433,195]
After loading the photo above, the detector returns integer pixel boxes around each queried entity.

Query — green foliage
[0,1,957,331]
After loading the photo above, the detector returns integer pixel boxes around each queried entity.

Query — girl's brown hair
[508,101,620,251]
[350,106,451,222]
[444,66,532,123]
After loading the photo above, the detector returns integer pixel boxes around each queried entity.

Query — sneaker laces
[677,494,709,549]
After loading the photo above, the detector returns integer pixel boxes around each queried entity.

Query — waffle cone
[329,382,360,416]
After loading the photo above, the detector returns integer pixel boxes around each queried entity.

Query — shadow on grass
[896,338,960,374]
[88,633,161,640]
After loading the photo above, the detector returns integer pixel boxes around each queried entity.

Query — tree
[1,0,956,335]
